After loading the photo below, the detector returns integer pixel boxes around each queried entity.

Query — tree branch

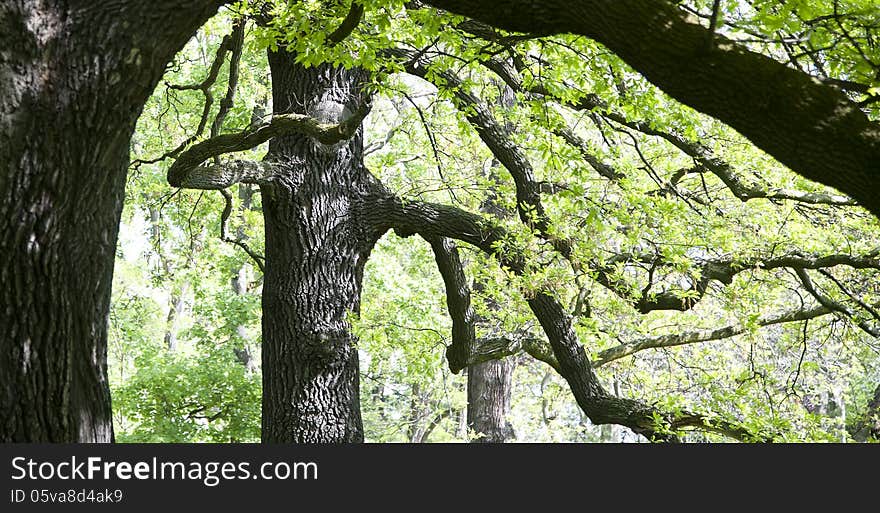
[169,160,281,190]
[553,126,624,181]
[467,336,561,373]
[219,189,265,273]
[794,268,880,337]
[210,18,246,138]
[593,304,832,367]
[591,250,880,314]
[372,190,766,441]
[327,2,365,45]
[424,236,476,373]
[390,48,574,259]
[423,0,880,217]
[167,107,369,188]
[131,19,240,169]
[478,53,860,208]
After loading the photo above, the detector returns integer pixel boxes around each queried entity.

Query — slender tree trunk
[466,79,516,443]
[164,283,189,352]
[230,184,258,372]
[0,0,224,442]
[149,204,188,353]
[407,383,423,442]
[260,51,379,442]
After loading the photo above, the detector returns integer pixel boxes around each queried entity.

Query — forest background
[3,0,880,443]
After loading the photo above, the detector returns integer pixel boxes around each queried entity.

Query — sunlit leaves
[110,1,880,442]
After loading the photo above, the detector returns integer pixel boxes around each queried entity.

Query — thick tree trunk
[260,51,379,442]
[0,0,225,442]
[467,359,515,443]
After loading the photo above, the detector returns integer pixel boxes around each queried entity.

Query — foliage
[109,0,880,442]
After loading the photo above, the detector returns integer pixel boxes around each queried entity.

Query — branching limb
[389,47,573,258]
[372,190,768,441]
[553,126,624,181]
[423,0,880,217]
[817,269,880,323]
[167,107,369,188]
[593,305,832,367]
[425,233,562,373]
[467,336,561,373]
[424,236,476,373]
[210,18,246,139]
[132,23,241,169]
[477,53,860,208]
[171,160,282,190]
[219,189,266,273]
[327,2,365,45]
[705,0,722,51]
[592,250,880,314]
[794,268,880,337]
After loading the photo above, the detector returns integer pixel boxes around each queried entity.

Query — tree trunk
[467,359,515,442]
[467,79,516,444]
[0,0,224,442]
[164,284,188,352]
[260,51,379,442]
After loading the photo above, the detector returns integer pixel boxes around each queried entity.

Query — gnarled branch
[372,190,766,442]
[424,235,476,373]
[167,107,369,189]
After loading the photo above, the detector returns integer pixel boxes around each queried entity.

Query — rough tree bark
[424,0,880,217]
[0,0,225,442]
[259,51,380,443]
[467,359,515,443]
[165,43,381,442]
